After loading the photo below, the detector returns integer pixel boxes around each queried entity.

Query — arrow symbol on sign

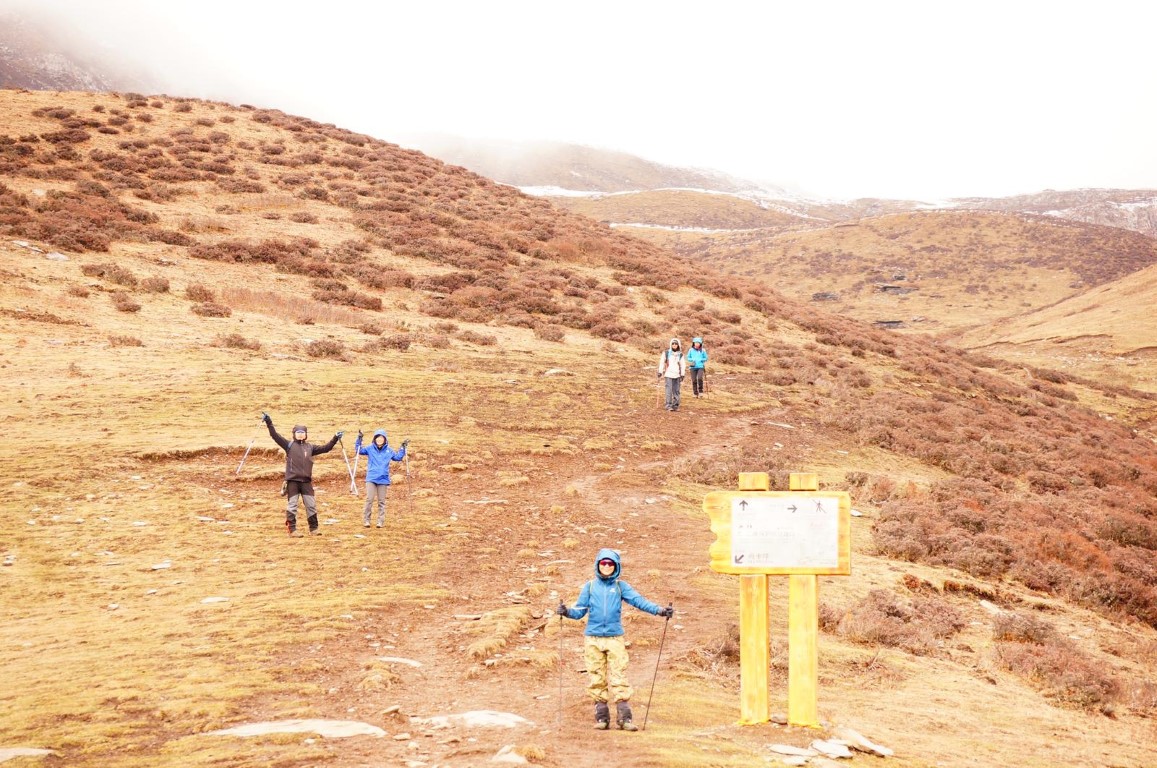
[734,554,744,564]
[787,504,798,514]
[739,500,748,510]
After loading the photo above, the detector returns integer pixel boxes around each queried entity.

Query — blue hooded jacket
[562,548,662,636]
[354,429,406,485]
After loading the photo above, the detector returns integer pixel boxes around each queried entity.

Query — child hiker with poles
[354,429,409,528]
[262,412,343,537]
[557,549,674,731]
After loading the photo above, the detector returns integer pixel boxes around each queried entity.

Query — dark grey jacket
[266,421,339,482]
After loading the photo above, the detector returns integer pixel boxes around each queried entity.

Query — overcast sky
[7,0,1157,200]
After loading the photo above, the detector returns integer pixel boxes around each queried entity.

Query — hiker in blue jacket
[354,429,409,528]
[687,337,708,398]
[557,548,674,731]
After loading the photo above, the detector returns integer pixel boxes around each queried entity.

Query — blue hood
[595,548,621,581]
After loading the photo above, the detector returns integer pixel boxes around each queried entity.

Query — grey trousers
[286,493,318,531]
[363,482,388,525]
[664,376,683,410]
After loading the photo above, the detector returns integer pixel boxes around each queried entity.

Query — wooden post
[736,472,769,725]
[787,472,820,727]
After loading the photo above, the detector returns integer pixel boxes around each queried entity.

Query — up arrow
[739,500,749,510]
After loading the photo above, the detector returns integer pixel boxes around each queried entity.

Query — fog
[4,0,1157,201]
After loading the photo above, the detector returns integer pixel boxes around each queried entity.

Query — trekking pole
[641,603,673,731]
[404,453,414,516]
[656,378,664,410]
[235,417,262,475]
[349,444,360,496]
[338,437,356,488]
[557,613,564,730]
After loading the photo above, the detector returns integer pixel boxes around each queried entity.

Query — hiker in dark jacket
[263,412,341,537]
[354,428,409,528]
[557,548,674,731]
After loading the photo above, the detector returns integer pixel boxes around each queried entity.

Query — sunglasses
[598,560,615,567]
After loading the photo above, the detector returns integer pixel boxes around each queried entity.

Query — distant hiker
[687,337,708,398]
[657,337,686,411]
[262,412,342,537]
[557,548,674,731]
[354,429,409,528]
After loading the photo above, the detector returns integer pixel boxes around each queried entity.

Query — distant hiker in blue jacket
[355,429,409,528]
[557,548,674,731]
[687,337,708,398]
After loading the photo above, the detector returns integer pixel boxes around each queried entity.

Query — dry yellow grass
[3,89,1157,768]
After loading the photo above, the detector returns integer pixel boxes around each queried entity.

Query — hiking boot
[616,701,638,731]
[308,528,322,536]
[363,522,371,528]
[288,529,303,538]
[594,701,610,730]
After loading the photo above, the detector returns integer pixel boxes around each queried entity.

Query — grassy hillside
[950,263,1157,393]
[3,90,1157,768]
[547,188,810,231]
[641,210,1157,336]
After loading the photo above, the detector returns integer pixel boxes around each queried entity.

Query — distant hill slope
[644,209,1157,334]
[0,12,154,92]
[956,188,1157,239]
[398,133,789,195]
[553,188,812,230]
[950,262,1157,392]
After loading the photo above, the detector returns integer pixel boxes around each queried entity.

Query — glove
[657,373,663,379]
[556,602,568,616]
[357,430,363,439]
[261,411,271,424]
[660,605,674,619]
[401,438,410,448]
[335,431,344,440]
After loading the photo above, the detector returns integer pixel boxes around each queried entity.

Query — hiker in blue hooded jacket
[557,548,674,731]
[354,429,409,528]
[687,337,708,398]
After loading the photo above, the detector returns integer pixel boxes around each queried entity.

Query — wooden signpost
[704,472,851,727]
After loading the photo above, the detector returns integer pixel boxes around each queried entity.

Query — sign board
[705,490,851,575]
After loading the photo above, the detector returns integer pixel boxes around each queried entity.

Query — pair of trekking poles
[234,418,414,517]
[556,603,673,731]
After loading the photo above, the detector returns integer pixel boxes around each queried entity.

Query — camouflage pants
[584,635,632,703]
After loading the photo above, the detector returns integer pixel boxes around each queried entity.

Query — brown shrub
[108,334,143,347]
[216,333,261,351]
[307,338,346,359]
[363,334,412,353]
[81,262,138,288]
[185,283,215,302]
[832,589,966,655]
[191,302,232,317]
[140,276,169,293]
[111,292,141,312]
[534,324,566,342]
[457,329,497,346]
[994,636,1120,711]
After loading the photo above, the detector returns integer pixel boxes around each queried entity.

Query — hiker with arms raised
[557,548,674,731]
[262,412,342,537]
[354,428,409,528]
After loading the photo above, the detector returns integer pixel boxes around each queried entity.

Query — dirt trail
[260,396,769,766]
